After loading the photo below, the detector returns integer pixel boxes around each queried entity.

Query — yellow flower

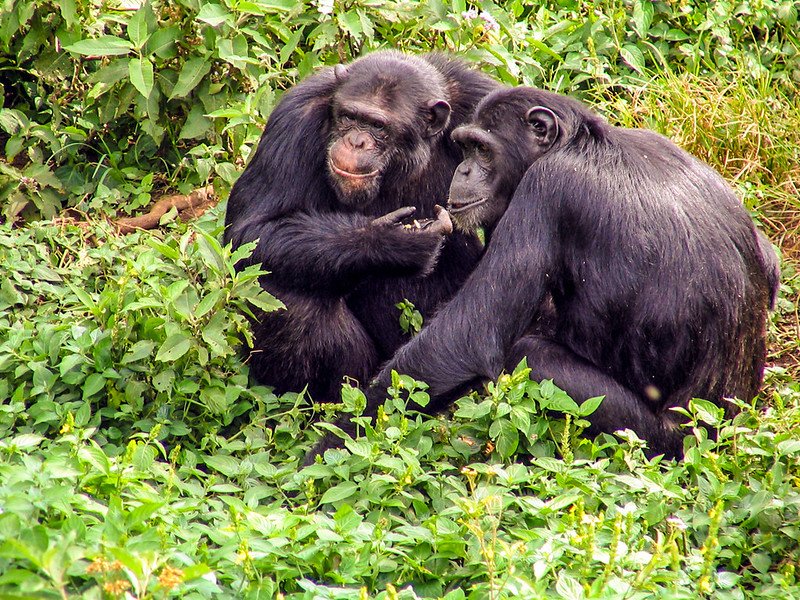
[103,579,131,595]
[158,565,185,590]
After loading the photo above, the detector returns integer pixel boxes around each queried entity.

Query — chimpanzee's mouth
[448,198,487,213]
[331,163,380,179]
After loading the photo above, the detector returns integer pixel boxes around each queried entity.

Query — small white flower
[667,516,688,531]
[480,11,499,32]
[318,0,335,15]
[461,8,478,20]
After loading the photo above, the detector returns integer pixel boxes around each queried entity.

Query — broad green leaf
[319,481,358,505]
[579,395,604,417]
[339,10,363,39]
[59,354,85,376]
[631,0,654,38]
[60,0,77,27]
[147,238,180,260]
[65,36,133,56]
[78,444,111,475]
[170,57,211,99]
[545,493,582,512]
[82,373,106,400]
[620,45,647,74]
[129,57,154,98]
[247,291,286,312]
[197,3,234,26]
[195,290,223,319]
[279,29,303,66]
[179,104,211,139]
[144,26,179,59]
[253,0,297,10]
[120,340,156,364]
[202,312,233,357]
[689,398,723,426]
[0,109,29,134]
[491,418,519,458]
[7,434,45,449]
[556,572,585,600]
[201,386,228,413]
[127,8,151,49]
[132,443,157,471]
[204,455,241,477]
[510,405,531,433]
[156,334,192,362]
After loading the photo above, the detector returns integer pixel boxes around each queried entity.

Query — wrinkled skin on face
[448,105,560,233]
[326,61,452,209]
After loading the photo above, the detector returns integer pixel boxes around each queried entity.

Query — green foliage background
[0,1,799,599]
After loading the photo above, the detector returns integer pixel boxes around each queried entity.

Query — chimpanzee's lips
[330,162,379,179]
[448,198,487,213]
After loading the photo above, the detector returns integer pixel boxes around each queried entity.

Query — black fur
[308,86,779,462]
[223,51,498,404]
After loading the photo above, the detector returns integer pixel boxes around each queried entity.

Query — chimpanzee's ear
[526,106,559,147]
[334,63,349,82]
[425,99,452,138]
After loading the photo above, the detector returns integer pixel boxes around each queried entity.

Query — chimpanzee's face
[448,105,560,232]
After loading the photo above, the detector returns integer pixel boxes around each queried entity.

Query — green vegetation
[0,1,798,599]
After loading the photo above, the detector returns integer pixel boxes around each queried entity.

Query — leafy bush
[0,206,281,450]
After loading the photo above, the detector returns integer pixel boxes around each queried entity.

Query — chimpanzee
[307,86,779,462]
[223,52,498,406]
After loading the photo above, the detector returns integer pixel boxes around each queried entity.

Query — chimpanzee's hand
[371,206,417,227]
[419,205,453,235]
[371,205,453,236]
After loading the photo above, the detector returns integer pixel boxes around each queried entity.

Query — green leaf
[120,340,156,364]
[65,36,133,56]
[204,455,241,477]
[556,571,585,600]
[689,398,723,426]
[279,30,303,66]
[82,373,106,400]
[320,481,358,505]
[7,434,46,449]
[155,334,192,362]
[578,395,604,417]
[631,0,654,38]
[197,3,234,26]
[170,57,211,100]
[252,0,297,11]
[127,8,151,49]
[620,44,647,74]
[79,443,111,475]
[144,26,179,59]
[201,386,228,413]
[59,354,85,376]
[129,57,154,98]
[510,405,531,433]
[179,104,211,140]
[491,418,519,458]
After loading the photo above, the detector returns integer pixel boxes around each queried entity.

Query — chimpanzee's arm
[371,189,560,411]
[233,210,447,294]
